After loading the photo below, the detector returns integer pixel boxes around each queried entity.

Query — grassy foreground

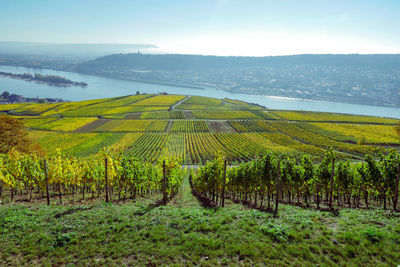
[1,177,400,266]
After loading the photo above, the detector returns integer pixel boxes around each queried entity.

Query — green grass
[1,176,399,266]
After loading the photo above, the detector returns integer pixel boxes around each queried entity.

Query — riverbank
[1,64,400,118]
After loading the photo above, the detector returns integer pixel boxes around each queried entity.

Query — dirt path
[170,173,201,208]
[172,96,190,110]
[165,120,173,132]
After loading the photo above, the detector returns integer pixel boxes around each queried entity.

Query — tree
[2,91,10,99]
[0,115,31,154]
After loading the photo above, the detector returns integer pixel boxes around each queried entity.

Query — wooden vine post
[44,159,50,206]
[221,160,227,207]
[163,160,167,204]
[105,157,109,203]
[58,182,62,204]
[329,158,335,210]
[274,161,280,217]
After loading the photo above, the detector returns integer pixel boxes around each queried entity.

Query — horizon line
[1,41,399,57]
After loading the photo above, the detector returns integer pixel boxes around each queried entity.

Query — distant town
[0,90,64,104]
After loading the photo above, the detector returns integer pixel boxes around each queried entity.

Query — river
[0,65,399,118]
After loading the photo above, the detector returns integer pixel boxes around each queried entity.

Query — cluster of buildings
[0,91,64,104]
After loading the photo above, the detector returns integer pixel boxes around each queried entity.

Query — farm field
[1,93,399,163]
[307,122,400,144]
[140,111,185,119]
[1,94,400,266]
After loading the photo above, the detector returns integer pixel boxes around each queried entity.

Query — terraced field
[2,93,398,164]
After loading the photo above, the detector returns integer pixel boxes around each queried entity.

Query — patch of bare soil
[74,119,110,133]
[207,121,236,133]
[165,121,173,132]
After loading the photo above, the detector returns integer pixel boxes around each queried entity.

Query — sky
[1,0,400,56]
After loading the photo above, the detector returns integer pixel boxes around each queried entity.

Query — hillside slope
[1,94,398,162]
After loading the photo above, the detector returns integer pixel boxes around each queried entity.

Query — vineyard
[3,94,398,195]
[140,111,185,119]
[270,110,398,124]
[0,148,185,204]
[0,93,397,164]
[193,149,400,212]
[170,121,210,133]
[1,93,400,266]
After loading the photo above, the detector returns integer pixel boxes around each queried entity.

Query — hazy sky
[1,0,400,56]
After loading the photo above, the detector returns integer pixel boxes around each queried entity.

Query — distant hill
[76,53,400,108]
[0,42,157,59]
[78,53,400,71]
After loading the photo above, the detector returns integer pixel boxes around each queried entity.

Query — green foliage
[158,157,185,196]
[194,147,400,210]
[363,227,384,243]
[259,222,289,242]
[0,148,185,203]
[54,232,76,247]
[193,153,225,194]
